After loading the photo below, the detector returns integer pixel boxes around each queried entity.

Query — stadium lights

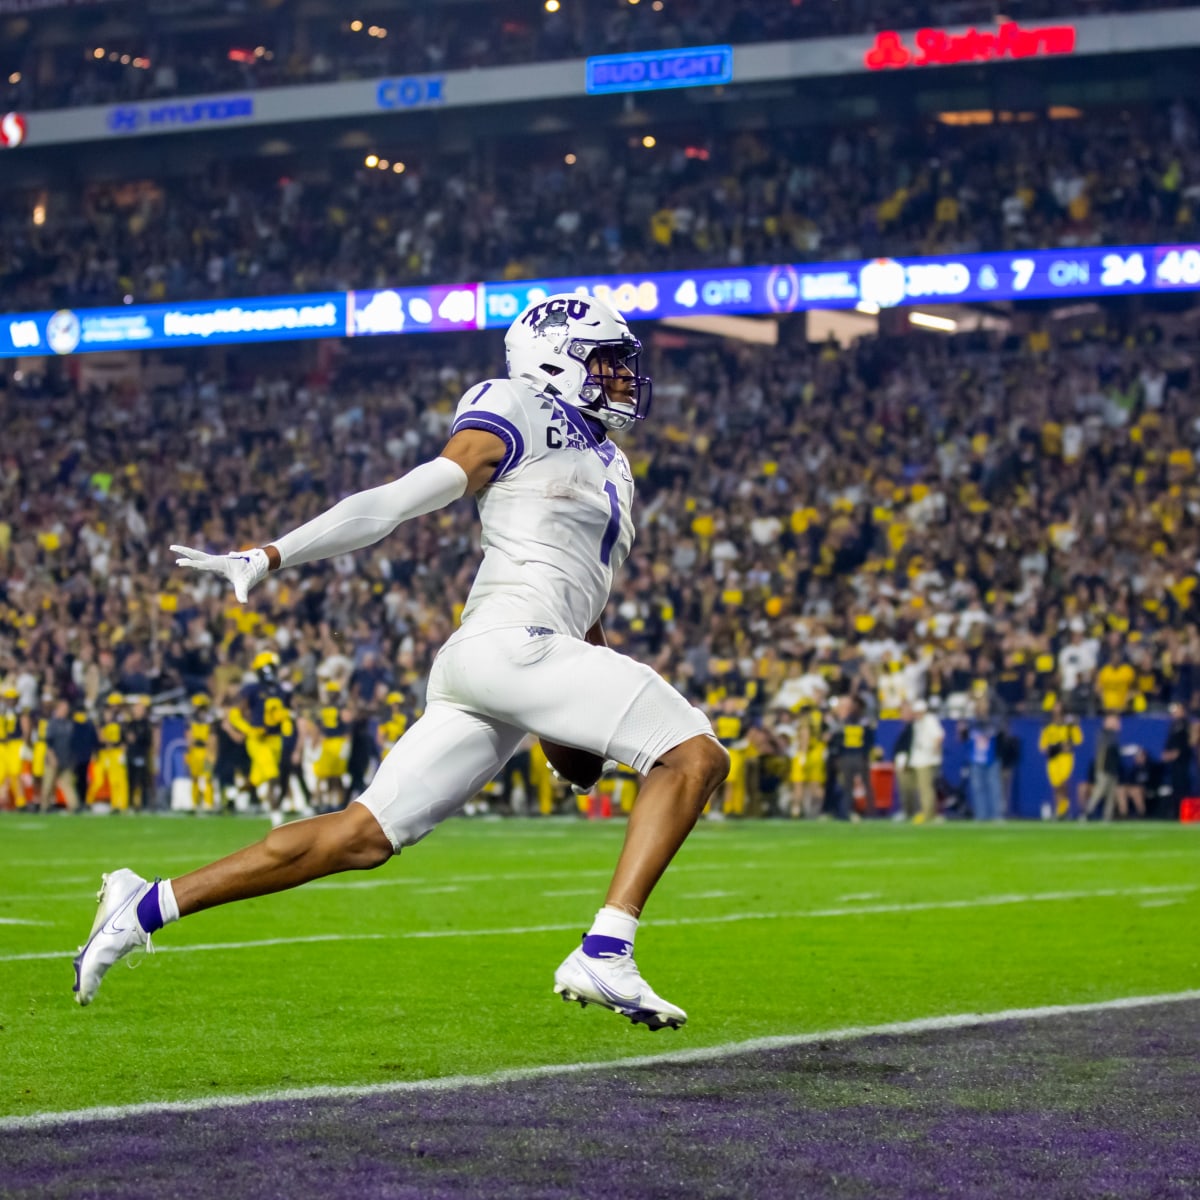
[93,48,105,59]
[642,134,656,148]
[364,154,378,167]
[545,0,560,10]
[32,203,45,226]
[909,311,958,332]
[652,1,664,8]
[350,20,363,31]
[564,152,576,164]
[377,157,389,169]
[392,161,405,173]
[120,55,131,65]
[7,72,19,85]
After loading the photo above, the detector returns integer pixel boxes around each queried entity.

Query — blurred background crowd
[4,0,1200,823]
[4,103,1199,311]
[4,305,1200,819]
[3,0,1188,114]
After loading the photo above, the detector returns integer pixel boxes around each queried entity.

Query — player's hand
[171,544,269,603]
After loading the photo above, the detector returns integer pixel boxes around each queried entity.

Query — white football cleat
[554,942,687,1031]
[73,869,155,1006]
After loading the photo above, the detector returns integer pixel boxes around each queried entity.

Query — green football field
[1,813,1198,1121]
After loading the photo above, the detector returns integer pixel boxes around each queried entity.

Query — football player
[228,651,293,824]
[73,293,729,1030]
[185,694,216,811]
[311,680,350,812]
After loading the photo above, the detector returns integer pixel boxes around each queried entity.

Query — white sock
[160,879,181,926]
[587,905,638,945]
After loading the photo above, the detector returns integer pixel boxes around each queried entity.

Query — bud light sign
[586,45,733,95]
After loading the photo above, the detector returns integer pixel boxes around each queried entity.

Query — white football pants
[356,624,712,849]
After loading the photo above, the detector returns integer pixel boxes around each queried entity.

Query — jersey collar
[556,399,616,466]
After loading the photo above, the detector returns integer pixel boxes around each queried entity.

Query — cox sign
[376,76,445,110]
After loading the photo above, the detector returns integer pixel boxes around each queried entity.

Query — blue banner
[1,293,346,357]
[4,243,1200,359]
[875,717,1177,820]
[586,45,734,95]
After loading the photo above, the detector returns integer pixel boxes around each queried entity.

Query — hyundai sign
[585,45,733,95]
[106,95,254,135]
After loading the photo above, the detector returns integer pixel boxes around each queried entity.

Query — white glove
[171,545,270,603]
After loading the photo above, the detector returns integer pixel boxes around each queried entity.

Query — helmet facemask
[574,339,653,432]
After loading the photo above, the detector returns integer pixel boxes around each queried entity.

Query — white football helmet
[504,292,652,431]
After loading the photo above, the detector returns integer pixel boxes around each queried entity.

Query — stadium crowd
[2,0,1186,114]
[2,308,1200,819]
[3,101,1198,314]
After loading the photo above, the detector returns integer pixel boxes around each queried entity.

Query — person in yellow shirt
[376,692,409,760]
[0,687,20,807]
[228,652,294,823]
[1039,703,1083,819]
[28,700,51,807]
[185,695,216,811]
[87,694,130,811]
[789,708,826,819]
[1096,656,1136,712]
[311,681,350,812]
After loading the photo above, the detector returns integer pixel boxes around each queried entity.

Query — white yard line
[2,883,1191,965]
[3,987,1198,1131]
[0,917,51,926]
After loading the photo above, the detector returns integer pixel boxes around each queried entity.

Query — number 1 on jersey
[600,481,620,566]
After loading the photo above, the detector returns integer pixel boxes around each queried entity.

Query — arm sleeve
[449,380,532,482]
[272,457,468,569]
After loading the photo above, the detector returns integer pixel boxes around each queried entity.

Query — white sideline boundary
[3,988,1199,1132]
[0,883,1193,964]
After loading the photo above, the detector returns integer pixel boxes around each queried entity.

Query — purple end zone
[4,1001,1199,1200]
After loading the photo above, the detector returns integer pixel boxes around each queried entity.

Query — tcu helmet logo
[522,297,592,329]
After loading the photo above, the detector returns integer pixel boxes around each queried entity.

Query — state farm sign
[865,21,1077,70]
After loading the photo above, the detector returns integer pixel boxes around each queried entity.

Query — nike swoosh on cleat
[578,960,642,1006]
[98,889,142,938]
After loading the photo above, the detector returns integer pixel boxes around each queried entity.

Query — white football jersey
[450,377,636,639]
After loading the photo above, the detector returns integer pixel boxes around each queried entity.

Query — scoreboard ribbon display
[2,243,1198,358]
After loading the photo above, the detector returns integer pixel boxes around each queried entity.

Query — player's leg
[73,702,522,1006]
[433,629,728,1028]
[600,732,729,916]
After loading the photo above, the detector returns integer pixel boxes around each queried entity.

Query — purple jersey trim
[451,411,526,480]
[557,401,617,466]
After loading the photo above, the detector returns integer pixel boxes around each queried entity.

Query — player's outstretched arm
[170,430,504,600]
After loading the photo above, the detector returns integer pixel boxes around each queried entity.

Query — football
[540,739,606,790]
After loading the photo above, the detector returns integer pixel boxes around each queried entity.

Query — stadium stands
[3,313,1198,724]
[3,102,1198,312]
[5,0,1192,113]
[3,0,1199,822]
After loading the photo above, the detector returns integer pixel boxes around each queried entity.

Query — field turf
[1,813,1198,1197]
